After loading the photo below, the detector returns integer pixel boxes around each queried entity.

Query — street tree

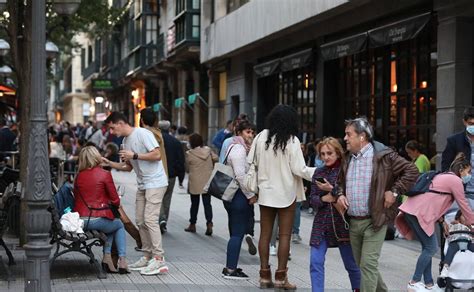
[0,0,129,244]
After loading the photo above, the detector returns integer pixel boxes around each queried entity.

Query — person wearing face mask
[442,107,474,188]
[396,153,474,292]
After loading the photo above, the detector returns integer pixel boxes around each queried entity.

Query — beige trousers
[135,187,167,258]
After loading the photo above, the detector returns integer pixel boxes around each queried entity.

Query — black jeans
[247,204,255,236]
[189,194,213,224]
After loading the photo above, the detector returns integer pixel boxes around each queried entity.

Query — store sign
[320,32,368,60]
[188,93,198,105]
[96,113,107,121]
[92,79,115,91]
[368,12,431,48]
[280,49,313,72]
[254,59,280,78]
[153,103,161,112]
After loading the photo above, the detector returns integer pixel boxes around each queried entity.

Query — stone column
[208,71,219,145]
[436,15,474,169]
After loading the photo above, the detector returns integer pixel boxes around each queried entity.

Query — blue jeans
[404,213,438,284]
[223,190,252,269]
[84,217,127,257]
[292,202,301,234]
[310,240,361,291]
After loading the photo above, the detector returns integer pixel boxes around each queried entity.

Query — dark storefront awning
[280,48,313,72]
[368,12,431,48]
[320,32,368,60]
[254,59,280,78]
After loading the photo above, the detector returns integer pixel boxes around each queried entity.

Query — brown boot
[205,222,213,236]
[274,268,296,290]
[101,253,118,273]
[117,257,130,274]
[259,266,274,289]
[184,223,196,233]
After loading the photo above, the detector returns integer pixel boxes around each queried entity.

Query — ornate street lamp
[50,0,81,15]
[25,1,81,291]
[46,41,59,59]
[0,64,12,77]
[0,39,10,56]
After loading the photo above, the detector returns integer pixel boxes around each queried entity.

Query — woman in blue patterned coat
[309,137,361,292]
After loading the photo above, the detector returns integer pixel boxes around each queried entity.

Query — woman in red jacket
[74,146,129,273]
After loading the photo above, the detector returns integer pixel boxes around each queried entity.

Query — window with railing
[174,0,200,45]
[145,15,158,44]
[176,0,186,14]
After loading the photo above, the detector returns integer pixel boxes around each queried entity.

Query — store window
[277,65,317,143]
[337,26,436,156]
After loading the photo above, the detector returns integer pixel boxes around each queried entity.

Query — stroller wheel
[437,277,446,288]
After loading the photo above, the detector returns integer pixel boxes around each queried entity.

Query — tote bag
[203,145,239,202]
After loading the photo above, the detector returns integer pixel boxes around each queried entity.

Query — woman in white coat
[247,105,316,289]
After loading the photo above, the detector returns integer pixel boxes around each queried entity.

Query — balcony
[82,60,100,80]
[173,0,200,51]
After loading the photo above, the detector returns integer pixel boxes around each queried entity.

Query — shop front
[321,12,437,157]
[255,48,317,143]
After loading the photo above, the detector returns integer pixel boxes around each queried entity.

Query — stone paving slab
[0,170,464,291]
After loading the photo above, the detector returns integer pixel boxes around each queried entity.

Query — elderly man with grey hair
[334,117,418,292]
[157,120,186,233]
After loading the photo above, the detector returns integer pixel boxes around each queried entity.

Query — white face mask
[467,125,474,135]
[462,174,472,184]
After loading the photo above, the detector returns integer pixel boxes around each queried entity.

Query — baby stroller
[437,227,474,291]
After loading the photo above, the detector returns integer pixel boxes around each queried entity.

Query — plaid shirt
[346,143,374,216]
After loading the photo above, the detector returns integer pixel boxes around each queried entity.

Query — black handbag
[109,204,121,219]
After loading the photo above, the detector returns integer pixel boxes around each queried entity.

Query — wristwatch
[133,153,139,160]
[392,191,399,198]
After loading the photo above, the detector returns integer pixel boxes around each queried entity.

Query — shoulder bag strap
[223,145,236,165]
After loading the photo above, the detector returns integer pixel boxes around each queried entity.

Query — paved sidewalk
[0,170,445,291]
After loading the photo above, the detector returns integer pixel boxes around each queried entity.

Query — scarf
[230,135,251,153]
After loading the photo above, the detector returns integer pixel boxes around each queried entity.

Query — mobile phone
[315,177,326,184]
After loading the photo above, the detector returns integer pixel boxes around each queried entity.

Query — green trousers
[349,218,388,292]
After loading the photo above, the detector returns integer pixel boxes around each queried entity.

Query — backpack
[405,170,451,197]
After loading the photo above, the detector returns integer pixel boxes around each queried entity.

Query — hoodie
[186,146,218,195]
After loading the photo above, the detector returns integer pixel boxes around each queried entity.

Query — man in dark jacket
[442,107,474,205]
[441,107,474,172]
[158,120,185,233]
[0,117,16,161]
[336,117,418,292]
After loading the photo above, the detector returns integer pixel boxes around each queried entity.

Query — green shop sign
[174,97,184,108]
[92,79,115,91]
[188,93,198,105]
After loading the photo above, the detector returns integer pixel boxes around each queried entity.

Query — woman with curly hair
[247,104,316,289]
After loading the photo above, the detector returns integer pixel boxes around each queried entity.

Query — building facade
[201,0,474,166]
[79,0,208,139]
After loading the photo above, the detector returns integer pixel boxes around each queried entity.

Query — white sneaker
[140,257,169,276]
[128,256,150,271]
[269,245,277,256]
[407,281,426,292]
[425,284,444,292]
[439,266,449,278]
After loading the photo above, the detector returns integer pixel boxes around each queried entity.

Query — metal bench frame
[49,189,107,279]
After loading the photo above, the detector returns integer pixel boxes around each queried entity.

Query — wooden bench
[49,183,107,279]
